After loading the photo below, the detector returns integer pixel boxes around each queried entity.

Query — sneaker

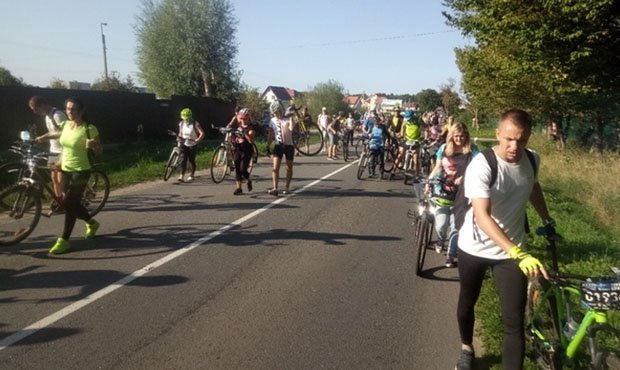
[85,219,100,239]
[268,188,279,196]
[455,348,475,370]
[177,175,184,182]
[49,238,70,254]
[247,179,253,192]
[282,189,290,195]
[445,256,457,268]
[186,176,194,182]
[389,173,396,181]
[434,242,443,254]
[327,157,334,161]
[234,188,243,195]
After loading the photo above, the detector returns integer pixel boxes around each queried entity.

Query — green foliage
[91,72,138,92]
[415,89,442,113]
[304,79,348,118]
[135,0,240,100]
[48,78,67,89]
[440,79,461,116]
[235,84,269,123]
[443,0,620,149]
[0,66,25,86]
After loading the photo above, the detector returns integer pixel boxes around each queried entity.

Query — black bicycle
[163,130,185,181]
[0,131,109,246]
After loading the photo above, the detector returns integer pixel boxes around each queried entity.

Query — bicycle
[0,131,110,246]
[163,130,185,181]
[401,140,421,185]
[410,178,453,276]
[526,230,620,369]
[419,140,433,177]
[210,126,258,184]
[288,105,325,156]
[337,130,351,162]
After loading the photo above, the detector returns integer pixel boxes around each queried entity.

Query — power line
[283,30,458,49]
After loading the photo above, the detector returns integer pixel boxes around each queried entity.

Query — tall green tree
[235,84,268,123]
[304,80,349,119]
[443,0,620,148]
[91,72,138,92]
[440,79,461,115]
[0,66,25,86]
[415,89,442,113]
[135,0,240,100]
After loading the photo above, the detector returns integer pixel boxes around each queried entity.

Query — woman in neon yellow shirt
[48,97,101,254]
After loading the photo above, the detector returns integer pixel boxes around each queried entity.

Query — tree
[235,84,268,123]
[440,79,461,116]
[0,66,25,86]
[415,89,442,113]
[304,80,349,119]
[135,0,240,100]
[91,72,138,92]
[443,0,620,149]
[48,78,67,89]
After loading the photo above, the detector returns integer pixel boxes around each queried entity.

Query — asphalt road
[0,154,464,370]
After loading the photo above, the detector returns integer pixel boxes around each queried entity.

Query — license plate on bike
[581,277,620,310]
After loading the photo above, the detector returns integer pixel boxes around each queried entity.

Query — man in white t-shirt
[29,96,67,198]
[454,109,554,370]
[266,101,296,196]
[317,107,331,154]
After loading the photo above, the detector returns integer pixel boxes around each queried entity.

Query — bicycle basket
[580,277,620,310]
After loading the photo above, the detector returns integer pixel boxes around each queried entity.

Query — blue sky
[0,0,471,95]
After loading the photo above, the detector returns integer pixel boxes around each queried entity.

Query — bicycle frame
[527,236,620,368]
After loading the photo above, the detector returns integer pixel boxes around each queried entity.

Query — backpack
[453,148,537,231]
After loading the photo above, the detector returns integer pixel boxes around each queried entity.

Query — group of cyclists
[17,97,563,370]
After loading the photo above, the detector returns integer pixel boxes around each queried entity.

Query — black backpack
[453,148,538,231]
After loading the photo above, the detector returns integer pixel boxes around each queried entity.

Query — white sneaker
[186,176,194,182]
[177,176,184,182]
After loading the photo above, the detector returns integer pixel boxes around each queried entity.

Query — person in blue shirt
[367,117,388,178]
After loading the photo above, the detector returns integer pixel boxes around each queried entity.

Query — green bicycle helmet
[180,108,192,119]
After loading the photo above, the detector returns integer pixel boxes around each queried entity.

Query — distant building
[380,98,403,112]
[62,80,91,90]
[261,85,301,108]
[343,94,364,113]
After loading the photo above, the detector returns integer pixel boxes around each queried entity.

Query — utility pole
[100,22,108,79]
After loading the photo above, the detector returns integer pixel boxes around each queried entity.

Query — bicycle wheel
[293,124,324,156]
[0,162,26,193]
[210,147,229,183]
[163,150,179,181]
[414,216,430,276]
[0,184,41,246]
[383,148,395,173]
[356,152,368,180]
[525,280,563,370]
[353,137,364,158]
[82,169,110,217]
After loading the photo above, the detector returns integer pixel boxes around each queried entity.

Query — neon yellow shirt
[59,121,99,172]
[403,119,420,141]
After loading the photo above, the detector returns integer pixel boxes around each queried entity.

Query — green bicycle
[526,230,620,369]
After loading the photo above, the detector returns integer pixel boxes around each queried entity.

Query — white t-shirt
[46,108,67,154]
[318,113,330,130]
[268,117,293,145]
[458,150,539,259]
[179,120,201,146]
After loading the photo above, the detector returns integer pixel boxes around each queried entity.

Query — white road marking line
[0,161,356,351]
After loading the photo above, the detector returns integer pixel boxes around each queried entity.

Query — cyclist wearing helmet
[176,108,205,182]
[266,101,296,196]
[227,108,255,195]
[426,122,479,267]
[390,109,422,180]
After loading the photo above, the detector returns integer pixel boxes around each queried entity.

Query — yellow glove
[508,246,545,276]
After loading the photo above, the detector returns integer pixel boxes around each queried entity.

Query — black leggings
[61,171,92,240]
[180,145,197,176]
[233,144,252,181]
[456,249,527,370]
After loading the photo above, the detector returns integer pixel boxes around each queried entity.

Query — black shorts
[274,144,294,161]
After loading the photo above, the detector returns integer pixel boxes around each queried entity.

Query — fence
[0,86,236,147]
